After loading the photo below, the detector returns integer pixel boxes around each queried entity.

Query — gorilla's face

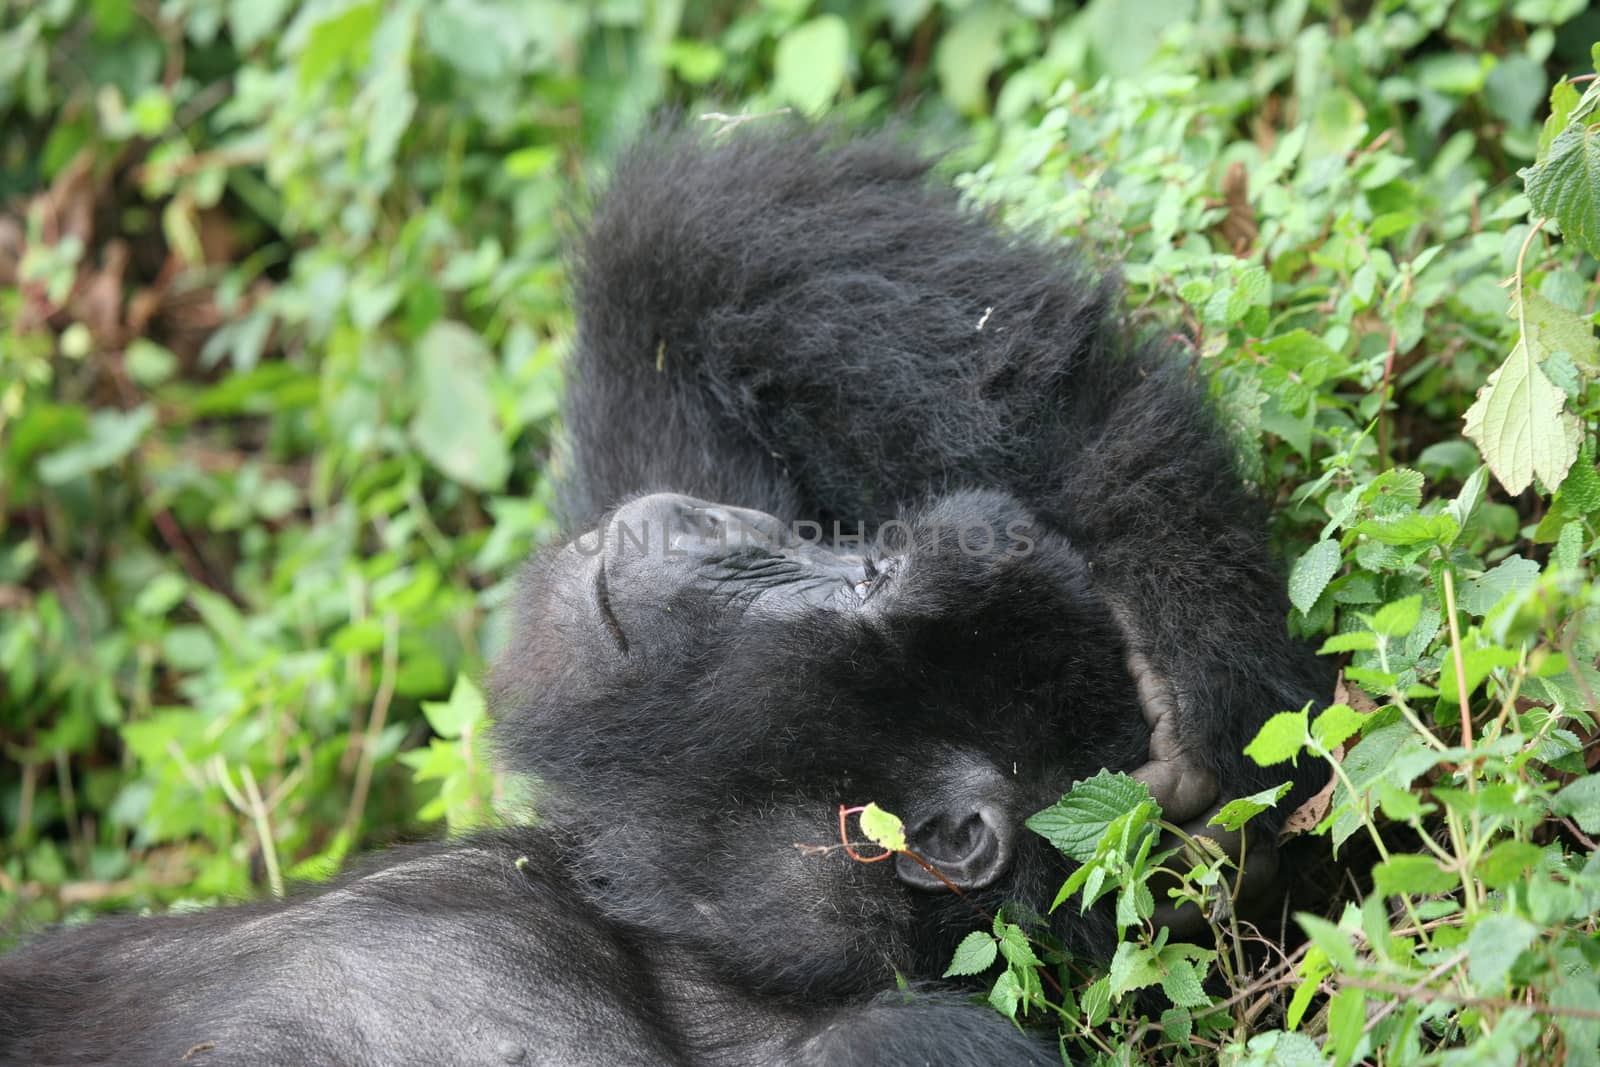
[494,489,1150,985]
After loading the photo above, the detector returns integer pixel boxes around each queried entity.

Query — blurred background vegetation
[2,1,1598,1062]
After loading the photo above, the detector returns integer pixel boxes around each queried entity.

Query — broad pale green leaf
[1025,771,1152,862]
[1244,709,1308,767]
[1524,120,1600,256]
[996,922,1041,970]
[942,930,998,977]
[1459,555,1541,615]
[1289,540,1341,614]
[1462,330,1579,494]
[1537,78,1581,156]
[857,802,907,853]
[1475,840,1543,889]
[1465,913,1538,992]
[409,321,510,492]
[774,16,849,116]
[37,406,154,483]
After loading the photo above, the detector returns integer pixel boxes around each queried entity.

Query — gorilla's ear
[894,804,1013,891]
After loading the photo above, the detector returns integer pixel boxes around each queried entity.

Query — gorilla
[0,124,1330,1066]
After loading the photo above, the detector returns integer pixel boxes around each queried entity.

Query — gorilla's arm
[0,833,687,1067]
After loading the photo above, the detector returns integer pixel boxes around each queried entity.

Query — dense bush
[1,1,1596,1063]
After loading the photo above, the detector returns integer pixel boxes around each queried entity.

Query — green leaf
[987,968,1024,1020]
[773,15,849,116]
[943,930,999,977]
[1108,940,1164,997]
[1476,840,1543,889]
[857,802,907,853]
[1026,771,1153,862]
[996,922,1041,970]
[410,321,510,492]
[1318,631,1377,654]
[1352,511,1461,546]
[1210,782,1293,831]
[1552,774,1600,833]
[1244,708,1308,767]
[1372,854,1455,896]
[1367,595,1421,638]
[1463,325,1581,496]
[1232,1028,1330,1067]
[1310,704,1366,751]
[1326,987,1365,1067]
[37,406,154,483]
[1160,959,1211,1008]
[420,675,487,740]
[1517,286,1599,373]
[934,6,1012,115]
[1289,540,1341,614]
[298,0,379,87]
[1459,555,1541,615]
[1465,913,1538,992]
[1524,121,1600,257]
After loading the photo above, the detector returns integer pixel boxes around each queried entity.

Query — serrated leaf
[1233,1029,1329,1066]
[1081,976,1112,1027]
[1310,704,1365,751]
[1524,121,1600,256]
[1476,840,1543,889]
[410,321,510,492]
[1558,439,1600,514]
[1552,774,1600,833]
[1465,913,1538,992]
[987,968,1024,1020]
[1352,512,1460,546]
[1025,771,1153,862]
[857,802,907,853]
[1210,782,1293,831]
[1289,540,1341,614]
[996,922,1041,970]
[774,16,849,116]
[1108,940,1164,997]
[1463,327,1580,494]
[1538,79,1582,156]
[943,930,999,977]
[1160,959,1211,1008]
[1244,709,1308,767]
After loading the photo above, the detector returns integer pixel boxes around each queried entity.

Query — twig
[343,615,400,842]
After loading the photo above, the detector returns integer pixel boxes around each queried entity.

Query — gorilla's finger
[1125,649,1218,822]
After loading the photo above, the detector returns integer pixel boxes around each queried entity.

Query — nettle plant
[846,23,1600,1067]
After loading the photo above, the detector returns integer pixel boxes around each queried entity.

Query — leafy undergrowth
[2,2,1598,1064]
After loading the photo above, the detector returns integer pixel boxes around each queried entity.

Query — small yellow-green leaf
[858,802,907,853]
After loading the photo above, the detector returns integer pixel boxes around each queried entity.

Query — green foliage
[3,1,1598,1063]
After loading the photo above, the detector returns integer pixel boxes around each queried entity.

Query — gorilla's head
[493,489,1150,992]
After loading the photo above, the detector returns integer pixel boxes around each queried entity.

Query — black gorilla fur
[0,125,1330,1066]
